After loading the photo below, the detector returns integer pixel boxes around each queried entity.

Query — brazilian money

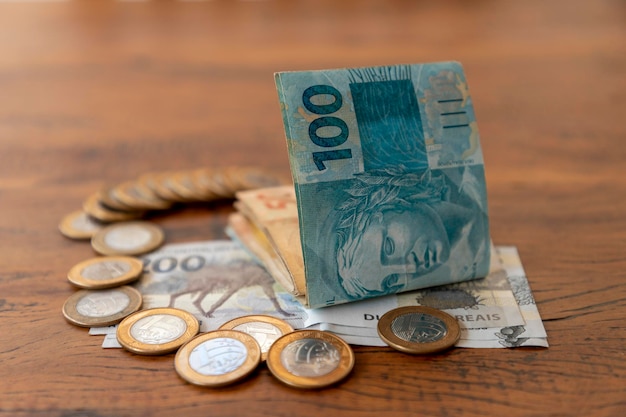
[275,62,490,308]
[59,63,548,389]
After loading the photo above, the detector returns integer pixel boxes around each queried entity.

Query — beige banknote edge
[227,211,297,294]
[233,189,307,296]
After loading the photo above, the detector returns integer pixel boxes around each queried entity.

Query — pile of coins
[58,166,358,389]
[59,167,287,239]
[59,166,461,389]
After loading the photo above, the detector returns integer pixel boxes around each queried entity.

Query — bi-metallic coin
[266,330,355,389]
[219,315,294,361]
[175,330,261,387]
[62,286,143,327]
[67,256,143,289]
[116,307,199,355]
[111,180,173,211]
[83,192,144,223]
[377,306,461,354]
[58,210,104,240]
[91,221,164,256]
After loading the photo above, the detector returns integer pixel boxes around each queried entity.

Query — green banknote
[275,62,491,308]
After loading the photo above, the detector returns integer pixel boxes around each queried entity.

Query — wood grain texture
[0,1,624,416]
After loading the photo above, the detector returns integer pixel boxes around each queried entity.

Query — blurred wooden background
[0,1,624,416]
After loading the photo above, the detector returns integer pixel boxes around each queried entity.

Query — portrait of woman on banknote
[282,63,491,307]
[295,65,490,305]
[332,164,489,300]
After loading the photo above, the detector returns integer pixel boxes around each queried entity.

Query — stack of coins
[58,167,287,231]
[59,167,286,339]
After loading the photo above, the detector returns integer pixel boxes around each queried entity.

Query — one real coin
[377,306,461,354]
[58,210,104,240]
[175,330,262,388]
[91,221,164,256]
[116,307,199,355]
[67,256,143,289]
[219,315,294,361]
[266,330,355,389]
[62,286,142,327]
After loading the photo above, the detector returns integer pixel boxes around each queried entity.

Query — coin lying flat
[116,307,199,355]
[91,221,164,256]
[175,330,262,387]
[59,210,104,240]
[266,330,354,389]
[219,315,294,361]
[67,256,143,289]
[62,286,142,327]
[377,306,461,354]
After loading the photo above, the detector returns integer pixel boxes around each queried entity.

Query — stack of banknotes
[93,239,547,348]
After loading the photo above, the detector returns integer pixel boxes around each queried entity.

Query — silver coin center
[76,290,130,317]
[232,321,282,353]
[189,338,248,376]
[280,338,340,377]
[71,212,101,232]
[81,261,131,280]
[104,226,152,250]
[130,314,186,344]
[391,312,448,343]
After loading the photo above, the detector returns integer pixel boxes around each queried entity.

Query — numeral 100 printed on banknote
[275,62,491,308]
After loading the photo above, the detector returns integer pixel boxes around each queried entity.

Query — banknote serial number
[302,85,352,170]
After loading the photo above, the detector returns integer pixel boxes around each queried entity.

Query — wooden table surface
[1,1,624,416]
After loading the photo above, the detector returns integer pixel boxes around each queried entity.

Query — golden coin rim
[175,329,261,387]
[218,314,294,361]
[193,169,232,199]
[138,172,181,202]
[116,307,199,355]
[266,330,355,389]
[377,306,461,354]
[91,221,164,256]
[62,286,143,327]
[83,192,144,223]
[113,180,173,211]
[168,172,202,199]
[58,210,103,240]
[99,186,135,211]
[67,256,144,289]
[157,172,195,202]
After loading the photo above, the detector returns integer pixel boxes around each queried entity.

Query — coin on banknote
[58,210,104,240]
[266,330,354,389]
[377,306,461,354]
[83,192,144,223]
[67,256,143,289]
[116,307,200,355]
[219,315,294,361]
[62,286,142,327]
[175,329,262,387]
[91,221,164,256]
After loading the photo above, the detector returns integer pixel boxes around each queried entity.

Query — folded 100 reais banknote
[275,62,490,308]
